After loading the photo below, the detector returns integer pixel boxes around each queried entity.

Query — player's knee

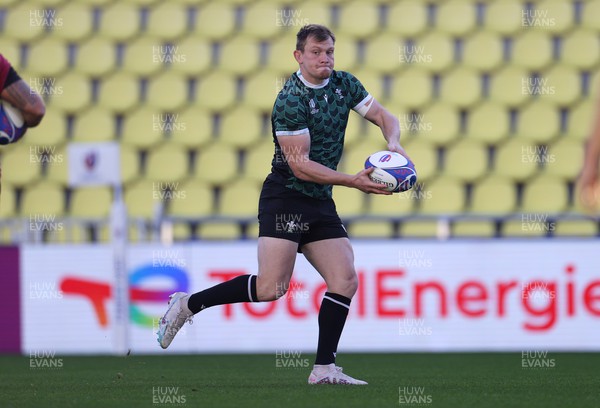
[256,277,289,301]
[333,273,358,298]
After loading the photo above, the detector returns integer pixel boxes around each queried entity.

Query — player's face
[295,36,334,84]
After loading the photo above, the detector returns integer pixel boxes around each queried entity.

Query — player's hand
[350,167,392,195]
[387,141,412,162]
[578,167,600,211]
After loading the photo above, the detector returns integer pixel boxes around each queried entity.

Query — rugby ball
[0,100,25,145]
[365,150,417,193]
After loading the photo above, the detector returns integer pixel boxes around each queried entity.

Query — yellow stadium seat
[540,65,580,107]
[351,69,384,102]
[244,139,274,184]
[562,29,600,69]
[294,1,332,27]
[20,181,65,217]
[170,222,194,242]
[0,39,19,65]
[364,35,403,74]
[47,72,92,113]
[168,107,213,148]
[197,221,241,240]
[338,138,387,173]
[124,180,161,219]
[436,0,476,36]
[145,144,189,183]
[167,180,213,218]
[471,175,516,214]
[22,107,66,146]
[463,31,503,72]
[219,37,261,75]
[545,139,583,181]
[219,107,264,149]
[554,220,598,237]
[332,186,366,218]
[348,220,395,238]
[344,112,367,147]
[268,34,300,75]
[444,139,488,182]
[391,68,432,109]
[583,0,600,30]
[568,100,594,141]
[402,139,437,182]
[194,3,236,41]
[27,38,68,77]
[531,0,573,34]
[501,219,548,238]
[368,191,415,216]
[97,72,139,113]
[452,220,496,237]
[419,177,465,215]
[337,2,380,39]
[244,70,284,111]
[243,1,286,39]
[419,103,460,146]
[521,175,568,213]
[51,3,93,42]
[4,2,46,41]
[399,220,442,238]
[123,0,160,5]
[45,145,68,185]
[412,32,454,73]
[0,182,16,218]
[194,143,238,185]
[0,0,19,6]
[72,108,116,142]
[123,37,164,76]
[74,37,116,77]
[512,30,553,71]
[195,72,237,112]
[330,34,358,72]
[466,101,509,144]
[489,66,530,107]
[120,144,140,186]
[70,186,112,218]
[246,220,260,238]
[517,101,559,144]
[146,72,188,111]
[1,144,42,186]
[121,107,164,148]
[147,3,187,41]
[494,138,539,182]
[169,37,212,76]
[439,67,481,108]
[484,0,524,35]
[387,1,427,37]
[99,3,140,41]
[219,180,260,218]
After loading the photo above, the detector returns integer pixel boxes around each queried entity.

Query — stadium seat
[554,220,598,237]
[147,3,188,41]
[444,139,488,182]
[52,3,94,42]
[219,107,264,149]
[521,175,568,214]
[470,175,516,215]
[402,139,437,182]
[293,1,332,27]
[368,190,415,216]
[193,2,236,41]
[501,219,548,238]
[540,65,580,107]
[452,220,496,238]
[167,180,213,218]
[364,35,403,74]
[390,68,432,109]
[351,69,384,102]
[171,222,194,242]
[146,72,188,111]
[512,30,553,71]
[20,181,65,217]
[123,37,164,77]
[484,0,524,35]
[419,103,460,146]
[399,220,442,238]
[412,32,454,73]
[582,0,600,30]
[338,138,387,173]
[268,34,300,75]
[489,66,530,107]
[463,31,503,72]
[197,220,242,240]
[219,180,260,218]
[242,1,286,40]
[75,38,116,77]
[169,37,212,76]
[516,101,559,144]
[121,107,165,148]
[1,144,42,186]
[244,70,285,111]
[337,1,380,39]
[466,101,509,144]
[545,139,583,181]
[168,107,213,149]
[0,182,16,219]
[99,3,141,41]
[45,145,68,185]
[124,180,162,219]
[330,34,358,72]
[47,72,92,113]
[332,186,366,218]
[533,0,574,34]
[244,139,274,184]
[387,1,427,37]
[436,0,477,36]
[195,72,237,112]
[567,100,594,141]
[98,72,139,113]
[22,106,67,146]
[0,39,20,66]
[562,29,600,69]
[27,38,69,77]
[72,108,116,142]
[348,220,395,238]
[120,144,140,186]
[219,37,261,75]
[4,2,46,41]
[194,143,238,185]
[70,187,112,218]
[418,177,465,215]
[494,138,539,182]
[439,67,481,108]
[145,144,189,183]
[344,112,367,147]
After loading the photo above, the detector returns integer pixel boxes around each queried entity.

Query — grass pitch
[1,353,598,408]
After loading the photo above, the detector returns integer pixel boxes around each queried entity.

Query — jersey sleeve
[272,92,309,136]
[345,72,373,117]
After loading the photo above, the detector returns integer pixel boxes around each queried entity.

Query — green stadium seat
[72,108,116,142]
[219,36,261,75]
[332,186,366,218]
[419,103,460,146]
[489,66,530,107]
[220,107,264,149]
[402,139,437,182]
[466,101,509,144]
[568,100,595,141]
[545,139,583,181]
[123,37,164,76]
[167,180,213,218]
[554,220,598,237]
[147,3,188,41]
[98,72,139,113]
[471,175,516,215]
[439,67,481,108]
[337,2,380,39]
[436,0,477,36]
[146,72,188,111]
[419,177,465,215]
[399,220,442,238]
[412,32,454,73]
[193,3,236,41]
[368,190,415,216]
[521,175,568,214]
[28,38,69,77]
[22,106,67,146]
[197,221,241,240]
[244,139,274,184]
[219,180,260,218]
[242,1,286,40]
[348,220,395,238]
[52,3,94,42]
[1,144,42,186]
[75,38,116,77]
[582,0,600,30]
[169,37,212,76]
[145,144,189,183]
[387,1,427,37]
[391,68,432,109]
[195,72,237,111]
[121,107,164,148]
[168,107,213,149]
[494,138,539,182]
[20,181,65,217]
[562,29,600,70]
[194,143,238,185]
[463,31,503,72]
[364,35,403,74]
[4,2,46,41]
[48,72,92,113]
[452,220,496,237]
[99,3,140,41]
[444,139,488,182]
[517,101,560,144]
[512,30,553,71]
[70,187,112,218]
[484,0,524,35]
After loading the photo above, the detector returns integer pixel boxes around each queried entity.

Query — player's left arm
[363,98,410,160]
[1,80,45,127]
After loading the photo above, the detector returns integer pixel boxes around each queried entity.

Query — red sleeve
[0,54,12,92]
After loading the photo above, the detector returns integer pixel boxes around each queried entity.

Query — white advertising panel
[20,241,600,354]
[67,142,121,187]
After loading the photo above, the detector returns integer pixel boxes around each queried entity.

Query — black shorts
[258,177,348,252]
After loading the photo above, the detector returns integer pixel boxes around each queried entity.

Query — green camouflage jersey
[269,70,373,200]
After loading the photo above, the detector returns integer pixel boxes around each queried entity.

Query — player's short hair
[296,24,335,52]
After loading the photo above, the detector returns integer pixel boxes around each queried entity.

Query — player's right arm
[0,54,45,127]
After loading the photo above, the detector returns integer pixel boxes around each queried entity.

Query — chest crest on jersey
[309,98,319,114]
[335,88,344,99]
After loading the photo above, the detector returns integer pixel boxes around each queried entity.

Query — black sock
[187,274,257,314]
[315,292,351,365]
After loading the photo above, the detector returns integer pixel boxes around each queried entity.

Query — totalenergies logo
[59,265,189,328]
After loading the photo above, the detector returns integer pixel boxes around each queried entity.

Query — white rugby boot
[157,292,193,349]
[308,363,368,385]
